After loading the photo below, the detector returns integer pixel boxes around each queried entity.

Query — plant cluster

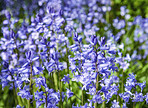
[0,0,148,108]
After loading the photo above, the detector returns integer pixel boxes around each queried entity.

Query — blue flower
[92,94,103,104]
[138,81,146,92]
[132,92,144,102]
[125,73,137,91]
[5,11,11,20]
[16,105,24,108]
[122,103,127,108]
[61,74,71,84]
[111,100,120,108]
[34,91,45,107]
[35,76,47,89]
[18,88,33,100]
[119,92,130,103]
[66,88,73,99]
[145,93,148,104]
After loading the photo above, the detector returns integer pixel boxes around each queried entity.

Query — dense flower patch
[0,0,148,108]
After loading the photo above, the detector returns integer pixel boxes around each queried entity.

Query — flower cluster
[0,0,148,108]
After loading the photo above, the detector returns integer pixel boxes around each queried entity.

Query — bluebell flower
[61,74,71,84]
[120,6,128,16]
[32,66,43,75]
[0,62,18,89]
[34,91,45,107]
[125,73,137,91]
[119,92,130,103]
[73,103,91,108]
[66,88,73,99]
[35,14,43,23]
[86,86,96,95]
[3,61,9,69]
[100,0,111,5]
[72,104,79,108]
[138,81,146,92]
[132,92,144,102]
[111,100,120,108]
[18,87,33,100]
[17,67,30,83]
[35,76,47,89]
[100,76,119,102]
[122,103,127,108]
[145,93,148,104]
[92,94,103,104]
[5,11,11,20]
[113,19,125,30]
[16,105,24,108]
[47,91,60,107]
[80,71,96,91]
[116,51,130,71]
[90,35,97,46]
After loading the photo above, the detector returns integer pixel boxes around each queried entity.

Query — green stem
[121,70,124,107]
[58,69,63,108]
[60,80,63,108]
[28,62,33,108]
[82,87,84,105]
[95,47,99,108]
[45,92,48,107]
[14,36,20,60]
[13,79,18,105]
[103,102,105,108]
[133,102,135,108]
[122,70,124,91]
[81,66,84,106]
[28,99,30,108]
[9,67,18,106]
[133,87,136,108]
[9,28,19,106]
[106,4,109,23]
[78,42,84,106]
[103,95,106,108]
[66,42,72,106]
[53,72,58,91]
[74,94,82,101]
[95,71,99,108]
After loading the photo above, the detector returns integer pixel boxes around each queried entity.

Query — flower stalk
[28,62,33,108]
